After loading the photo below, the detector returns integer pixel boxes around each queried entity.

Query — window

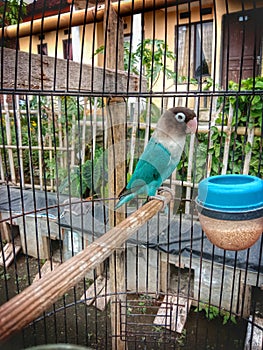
[63,39,73,60]
[175,21,213,81]
[37,43,48,55]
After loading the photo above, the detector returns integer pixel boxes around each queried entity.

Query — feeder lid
[196,174,263,212]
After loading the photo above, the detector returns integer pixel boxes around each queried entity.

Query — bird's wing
[127,138,177,193]
[116,160,157,208]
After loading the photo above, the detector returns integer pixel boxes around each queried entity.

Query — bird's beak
[186,117,197,134]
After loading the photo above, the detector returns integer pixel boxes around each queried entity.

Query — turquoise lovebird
[115,107,197,209]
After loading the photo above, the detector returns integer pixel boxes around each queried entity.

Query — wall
[19,0,263,94]
[19,23,102,66]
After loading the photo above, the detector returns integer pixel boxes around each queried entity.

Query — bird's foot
[148,187,174,212]
[157,186,174,199]
[148,194,166,202]
[148,194,168,213]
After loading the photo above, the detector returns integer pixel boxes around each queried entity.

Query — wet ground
[0,254,257,350]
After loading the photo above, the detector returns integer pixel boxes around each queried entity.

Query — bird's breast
[158,137,186,161]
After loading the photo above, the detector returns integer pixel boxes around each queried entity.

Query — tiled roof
[23,0,70,21]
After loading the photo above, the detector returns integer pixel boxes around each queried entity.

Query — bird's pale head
[168,107,197,134]
[156,107,197,140]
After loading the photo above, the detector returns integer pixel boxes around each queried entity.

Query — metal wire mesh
[0,0,262,349]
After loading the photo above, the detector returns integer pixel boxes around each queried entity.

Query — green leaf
[211,132,219,141]
[251,95,261,105]
[255,80,263,89]
[230,316,237,324]
[208,148,214,155]
[94,45,105,56]
[211,126,219,133]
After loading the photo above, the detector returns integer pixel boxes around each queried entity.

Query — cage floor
[1,254,250,350]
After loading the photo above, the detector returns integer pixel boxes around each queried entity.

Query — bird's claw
[148,194,166,211]
[157,186,174,199]
[148,187,174,212]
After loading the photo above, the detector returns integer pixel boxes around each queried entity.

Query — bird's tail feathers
[115,183,147,209]
[115,191,136,209]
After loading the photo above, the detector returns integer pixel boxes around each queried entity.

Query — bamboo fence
[0,94,261,212]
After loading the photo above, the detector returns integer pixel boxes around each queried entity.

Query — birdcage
[0,0,262,349]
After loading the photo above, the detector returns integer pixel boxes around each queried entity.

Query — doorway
[221,9,263,87]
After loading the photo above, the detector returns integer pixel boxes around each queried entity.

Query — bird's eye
[175,112,186,123]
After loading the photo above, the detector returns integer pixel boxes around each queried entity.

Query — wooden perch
[0,47,146,92]
[0,190,172,342]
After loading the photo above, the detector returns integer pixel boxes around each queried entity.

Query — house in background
[18,0,263,106]
[21,0,72,59]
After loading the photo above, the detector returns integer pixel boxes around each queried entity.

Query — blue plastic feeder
[196,174,263,250]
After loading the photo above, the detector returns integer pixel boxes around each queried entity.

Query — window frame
[174,20,213,83]
[63,38,73,61]
[37,43,48,55]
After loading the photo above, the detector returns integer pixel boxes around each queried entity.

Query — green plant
[152,325,163,332]
[60,96,84,121]
[195,302,219,320]
[212,77,263,176]
[194,302,237,325]
[138,301,147,314]
[0,271,11,281]
[221,310,237,325]
[17,274,28,283]
[0,95,94,189]
[95,39,177,125]
[177,76,263,184]
[0,0,26,26]
[127,39,177,88]
[139,102,162,124]
[177,329,187,346]
[126,302,133,316]
[0,96,54,184]
[59,146,107,197]
[95,38,177,89]
[137,294,153,314]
